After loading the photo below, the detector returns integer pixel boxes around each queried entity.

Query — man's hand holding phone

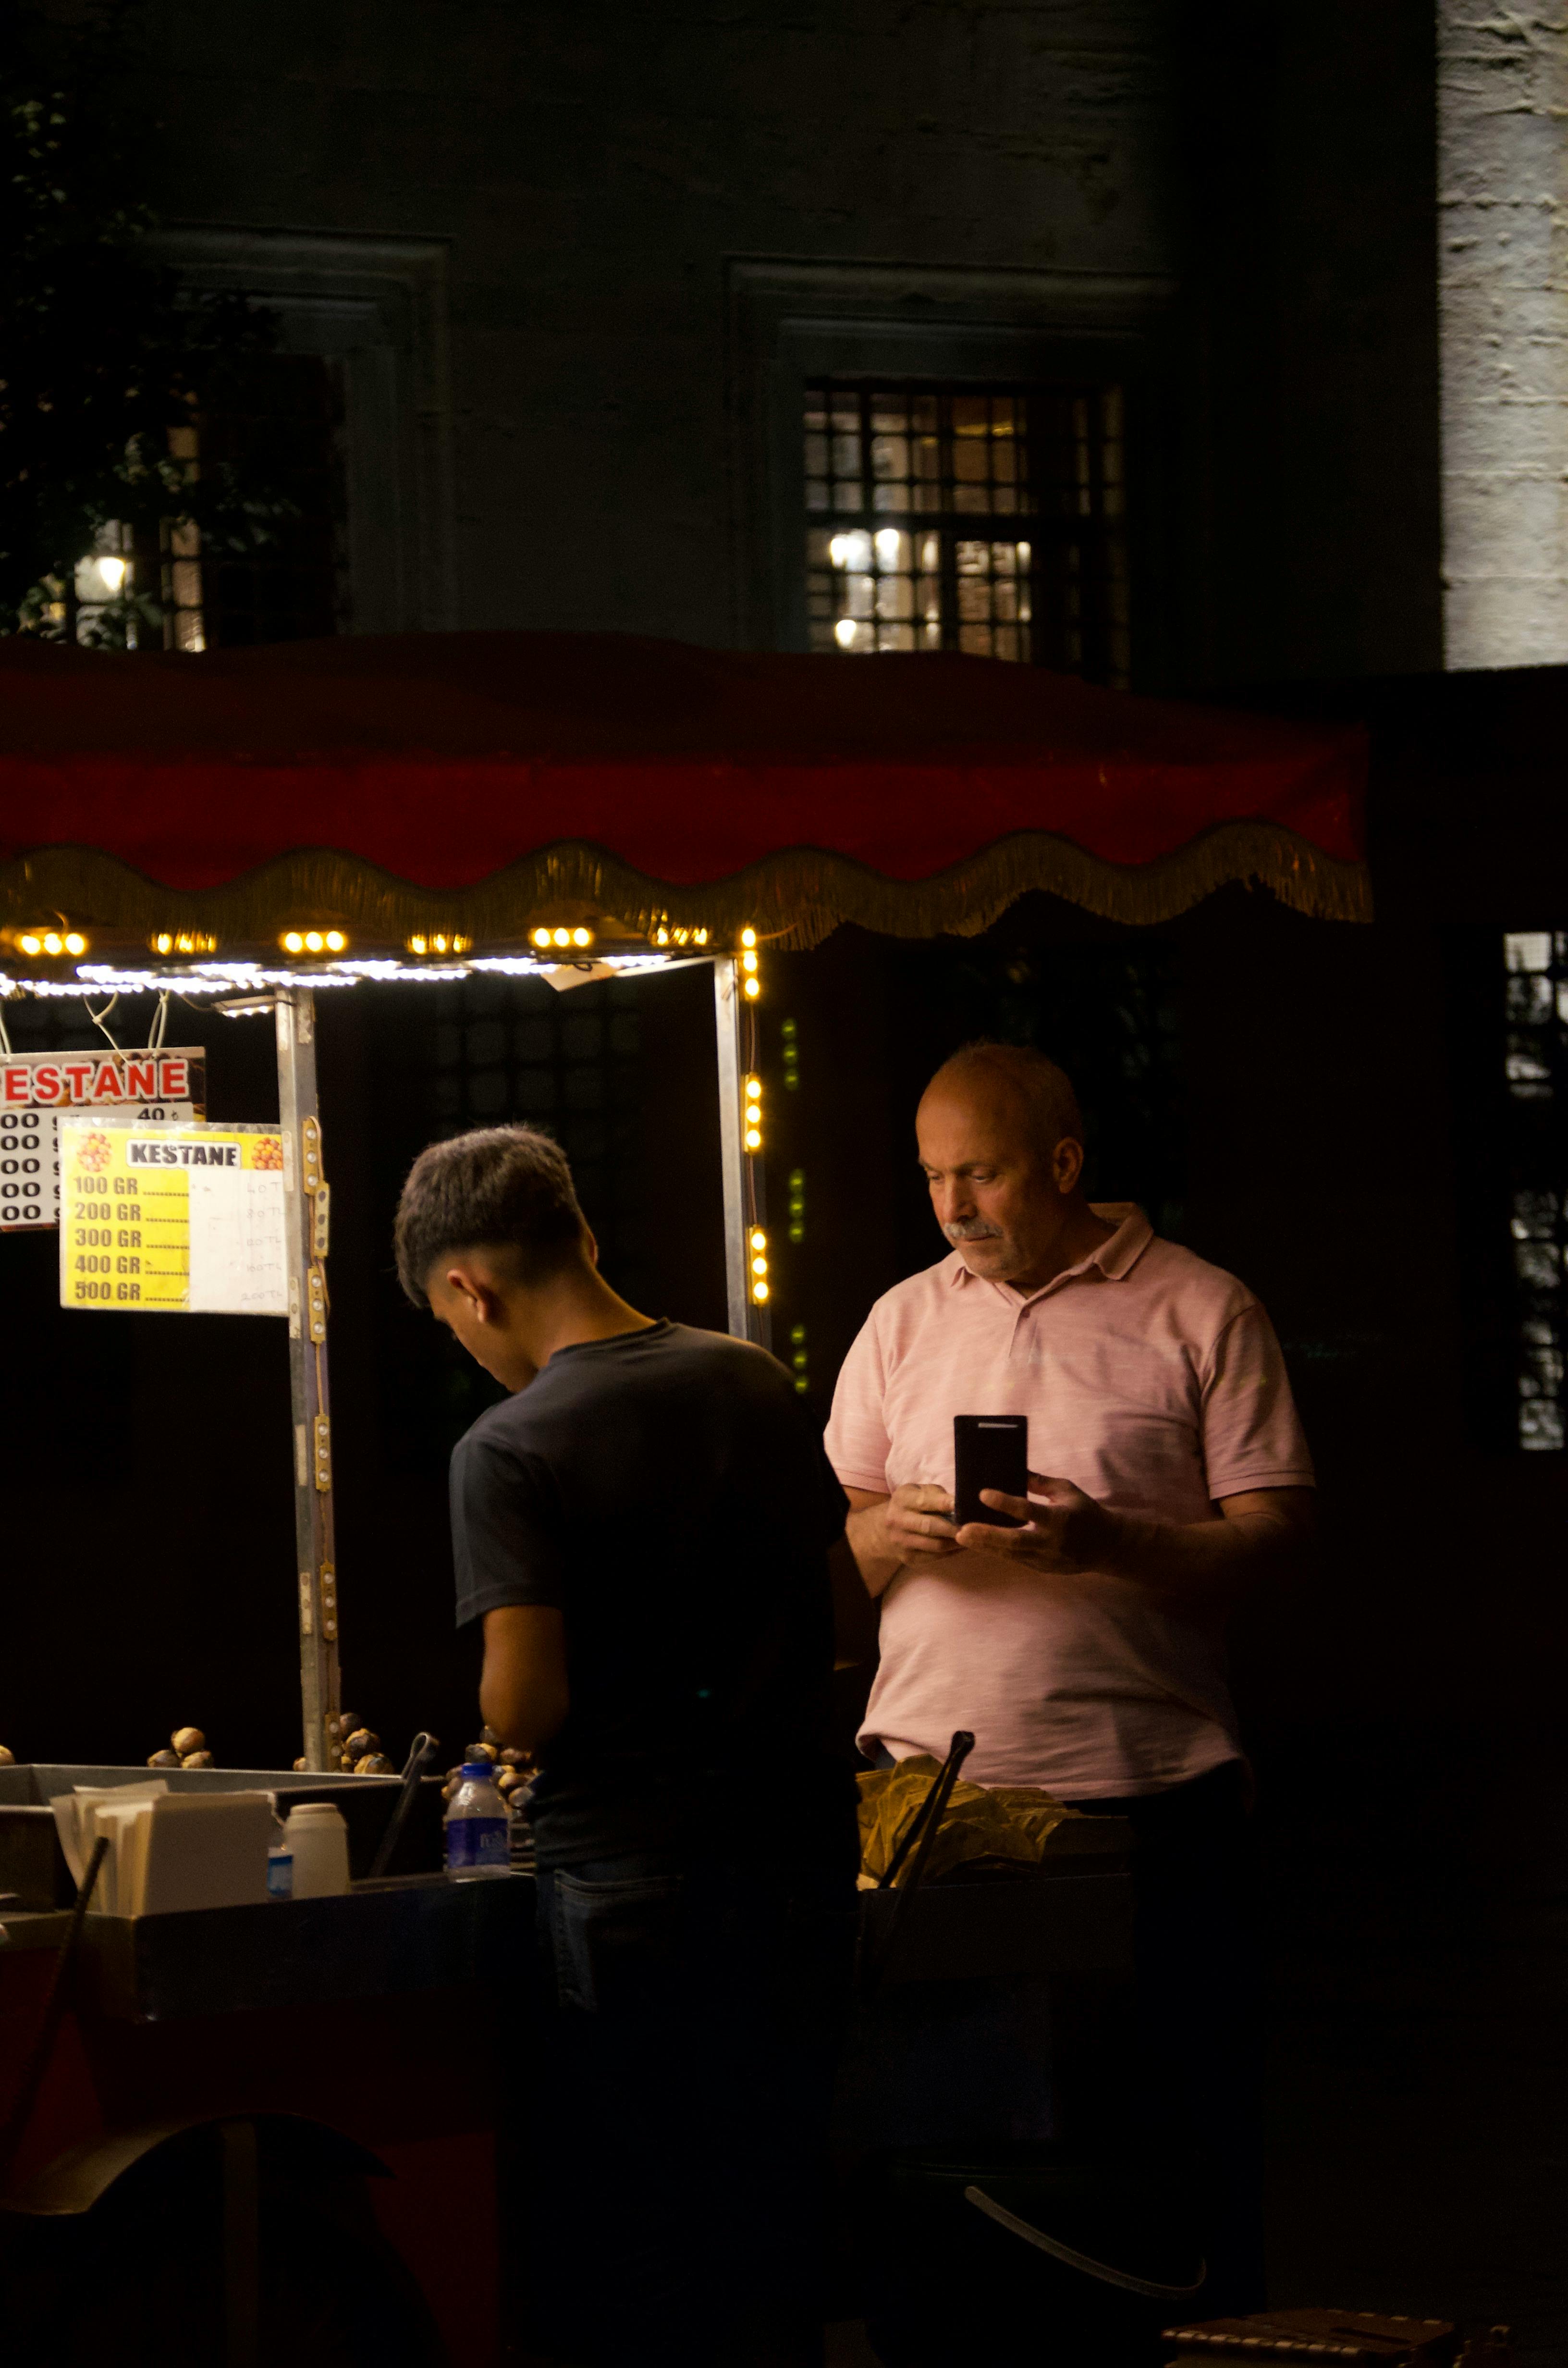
[956,1470,1109,1572]
[882,1482,962,1560]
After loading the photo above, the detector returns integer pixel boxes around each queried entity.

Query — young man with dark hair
[394,1123,858,2368]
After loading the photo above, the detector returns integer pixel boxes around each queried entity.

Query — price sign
[58,1120,288,1316]
[0,1050,204,1233]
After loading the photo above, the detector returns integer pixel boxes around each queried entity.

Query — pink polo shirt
[824,1205,1314,1799]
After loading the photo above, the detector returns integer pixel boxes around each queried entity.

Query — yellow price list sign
[59,1121,288,1316]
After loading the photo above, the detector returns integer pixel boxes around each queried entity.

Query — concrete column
[1439,2,1568,667]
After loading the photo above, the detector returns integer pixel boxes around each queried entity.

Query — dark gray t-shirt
[450,1319,854,1870]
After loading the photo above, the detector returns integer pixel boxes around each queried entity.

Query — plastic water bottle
[444,1761,510,1880]
[267,1813,294,1899]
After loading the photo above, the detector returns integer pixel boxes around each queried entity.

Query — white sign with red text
[0,1049,205,1233]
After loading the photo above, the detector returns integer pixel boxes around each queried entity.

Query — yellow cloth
[856,1755,1080,1888]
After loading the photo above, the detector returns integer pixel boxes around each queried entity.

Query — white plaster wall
[1440,4,1568,666]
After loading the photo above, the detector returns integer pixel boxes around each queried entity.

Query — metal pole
[712,956,769,1350]
[276,987,340,1770]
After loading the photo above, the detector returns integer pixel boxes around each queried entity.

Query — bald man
[824,1040,1315,2307]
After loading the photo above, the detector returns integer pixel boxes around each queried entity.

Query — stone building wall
[85,0,1446,683]
[1440,0,1568,668]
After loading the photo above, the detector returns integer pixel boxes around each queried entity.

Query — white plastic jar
[284,1800,351,1898]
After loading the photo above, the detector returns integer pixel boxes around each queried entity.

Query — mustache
[943,1218,1004,1243]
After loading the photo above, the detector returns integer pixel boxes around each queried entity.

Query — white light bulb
[875,529,901,565]
[834,618,857,648]
[98,556,126,592]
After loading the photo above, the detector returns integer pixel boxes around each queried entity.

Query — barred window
[1503,930,1568,1448]
[371,971,648,1461]
[59,353,344,653]
[804,382,1129,684]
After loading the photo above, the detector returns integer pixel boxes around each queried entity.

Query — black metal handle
[861,1729,976,1999]
[368,1732,441,1881]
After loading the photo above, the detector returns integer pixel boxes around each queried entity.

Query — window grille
[804,382,1129,683]
[57,354,343,653]
[1503,930,1568,1449]
[371,971,649,1459]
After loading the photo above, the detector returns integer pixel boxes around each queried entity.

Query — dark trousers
[529,1852,858,2368]
[1072,1760,1265,2313]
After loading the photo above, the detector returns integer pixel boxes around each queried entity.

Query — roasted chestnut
[170,1726,206,1758]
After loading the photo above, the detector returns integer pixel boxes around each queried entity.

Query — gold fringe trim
[1,824,1371,953]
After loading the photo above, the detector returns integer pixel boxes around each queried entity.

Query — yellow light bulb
[695,928,709,945]
[573,926,592,947]
[745,1127,762,1149]
[752,1281,770,1303]
[749,1229,767,1250]
[325,930,346,952]
[305,931,324,952]
[551,927,569,947]
[64,932,86,955]
[745,1076,761,1100]
[155,933,173,955]
[751,1256,768,1278]
[533,928,552,948]
[20,935,40,956]
[741,951,758,974]
[409,935,428,955]
[43,934,62,955]
[283,932,304,953]
[743,978,760,1000]
[654,928,669,946]
[741,928,757,948]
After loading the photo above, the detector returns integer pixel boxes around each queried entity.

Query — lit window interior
[804,382,1129,683]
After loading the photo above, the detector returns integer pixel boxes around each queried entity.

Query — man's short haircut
[394,1125,586,1306]
[926,1041,1085,1157]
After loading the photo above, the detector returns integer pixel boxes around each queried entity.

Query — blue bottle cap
[458,1760,498,1781]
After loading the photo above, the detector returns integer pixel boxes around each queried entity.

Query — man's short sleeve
[812,1437,850,1547]
[1200,1302,1316,1501]
[449,1428,567,1628]
[823,1310,894,1496]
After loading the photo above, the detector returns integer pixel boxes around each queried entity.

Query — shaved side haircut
[925,1041,1085,1160]
[395,1124,586,1306]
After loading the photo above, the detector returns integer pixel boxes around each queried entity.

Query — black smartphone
[953,1415,1029,1529]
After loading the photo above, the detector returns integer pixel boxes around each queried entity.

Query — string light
[749,1227,770,1303]
[16,930,87,957]
[532,925,596,950]
[739,926,761,1000]
[281,930,348,955]
[743,1073,763,1152]
[788,1167,806,1244]
[152,932,217,956]
[406,933,473,957]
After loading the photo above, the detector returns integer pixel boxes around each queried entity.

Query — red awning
[0,631,1368,944]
